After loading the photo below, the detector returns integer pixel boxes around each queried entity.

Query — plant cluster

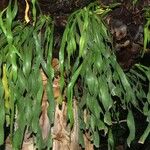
[0,1,150,149]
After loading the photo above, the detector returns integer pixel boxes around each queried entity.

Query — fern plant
[0,1,55,149]
[0,1,149,150]
[59,3,150,149]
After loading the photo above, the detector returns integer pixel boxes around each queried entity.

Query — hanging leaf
[139,122,150,144]
[108,129,114,150]
[127,110,135,147]
[0,80,4,145]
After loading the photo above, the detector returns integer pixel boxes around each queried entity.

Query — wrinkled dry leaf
[39,100,50,140]
[53,77,61,99]
[52,102,70,150]
[39,69,50,140]
[70,100,81,150]
[52,58,59,71]
[83,109,94,150]
[22,138,35,150]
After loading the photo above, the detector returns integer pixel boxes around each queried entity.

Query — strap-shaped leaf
[104,111,112,126]
[0,80,4,145]
[99,77,113,111]
[139,122,150,144]
[93,129,100,148]
[31,0,37,24]
[127,110,135,147]
[108,129,114,150]
[67,64,82,127]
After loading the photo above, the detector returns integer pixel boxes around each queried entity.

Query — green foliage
[0,1,150,150]
[132,0,139,5]
[59,3,150,149]
[0,1,55,149]
[144,6,150,54]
